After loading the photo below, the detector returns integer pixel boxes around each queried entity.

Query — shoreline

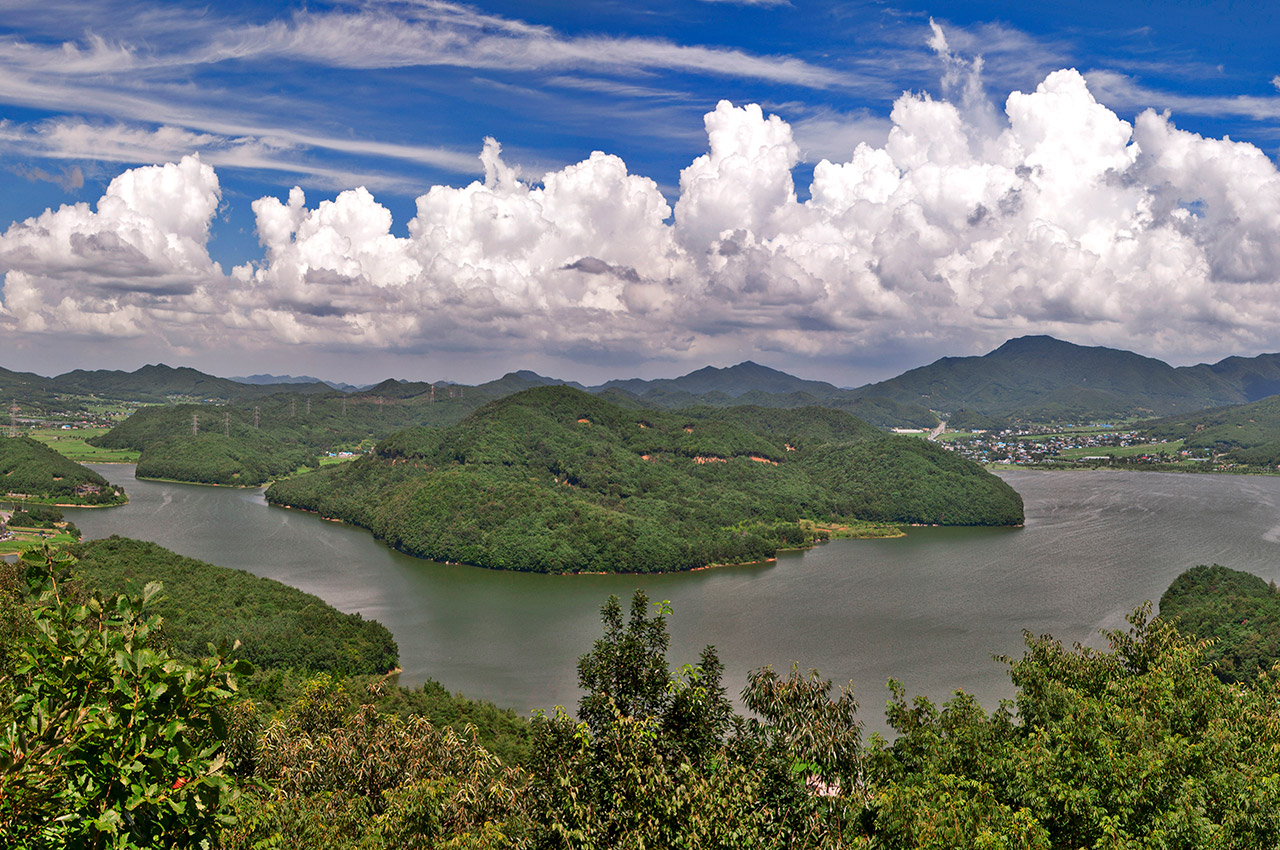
[266,499,930,576]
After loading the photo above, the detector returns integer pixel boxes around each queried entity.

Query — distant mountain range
[10,335,1280,425]
[847,336,1280,421]
[0,364,330,408]
[229,373,363,393]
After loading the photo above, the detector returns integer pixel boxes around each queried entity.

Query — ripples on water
[67,466,1280,734]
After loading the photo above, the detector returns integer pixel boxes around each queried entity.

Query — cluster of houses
[938,428,1193,467]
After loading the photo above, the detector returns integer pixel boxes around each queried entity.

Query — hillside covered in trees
[1159,564,1280,683]
[1143,394,1280,467]
[88,390,482,485]
[0,435,126,505]
[266,386,1023,573]
[851,335,1280,420]
[70,536,398,675]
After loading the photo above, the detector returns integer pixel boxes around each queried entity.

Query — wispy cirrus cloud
[696,0,793,7]
[0,119,449,194]
[1088,69,1280,122]
[202,5,854,89]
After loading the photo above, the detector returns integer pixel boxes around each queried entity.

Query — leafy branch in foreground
[0,544,250,849]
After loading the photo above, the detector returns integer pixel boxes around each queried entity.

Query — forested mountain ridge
[265,386,1023,573]
[597,360,841,398]
[849,335,1280,420]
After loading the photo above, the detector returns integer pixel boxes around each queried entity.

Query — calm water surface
[66,466,1280,733]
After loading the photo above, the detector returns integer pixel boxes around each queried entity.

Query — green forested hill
[70,536,398,675]
[1159,564,1280,683]
[89,391,483,485]
[0,436,126,505]
[1143,394,1280,466]
[266,386,1023,573]
[850,335,1280,420]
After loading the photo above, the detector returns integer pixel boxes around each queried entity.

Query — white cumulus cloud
[0,154,223,338]
[6,62,1280,372]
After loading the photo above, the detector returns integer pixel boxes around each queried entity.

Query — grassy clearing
[809,519,907,540]
[27,427,140,463]
[1057,440,1185,460]
[318,454,364,466]
[0,526,79,555]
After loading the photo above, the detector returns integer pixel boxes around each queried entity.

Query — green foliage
[267,386,1023,573]
[241,669,531,766]
[947,408,1011,432]
[0,435,127,505]
[1159,563,1280,683]
[91,391,482,486]
[862,605,1280,849]
[70,537,399,676]
[5,506,81,539]
[136,433,316,486]
[0,544,249,848]
[528,590,856,849]
[222,675,529,850]
[1144,395,1280,466]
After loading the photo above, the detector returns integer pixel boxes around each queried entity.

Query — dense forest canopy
[266,386,1024,573]
[1159,563,1280,683]
[88,391,481,485]
[69,536,399,675]
[0,435,126,505]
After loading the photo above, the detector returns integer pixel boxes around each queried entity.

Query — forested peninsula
[0,435,126,505]
[266,386,1024,573]
[70,536,398,675]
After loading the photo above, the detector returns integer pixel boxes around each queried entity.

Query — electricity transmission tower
[192,414,199,436]
[224,412,230,437]
[253,407,260,429]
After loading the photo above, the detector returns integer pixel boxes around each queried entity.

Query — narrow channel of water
[65,466,1280,734]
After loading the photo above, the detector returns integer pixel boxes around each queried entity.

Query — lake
[64,466,1280,734]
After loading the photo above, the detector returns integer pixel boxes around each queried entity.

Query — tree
[0,544,249,849]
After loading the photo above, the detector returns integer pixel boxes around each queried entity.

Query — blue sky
[0,0,1278,384]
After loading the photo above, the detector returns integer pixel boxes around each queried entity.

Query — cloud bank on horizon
[1,19,1279,380]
